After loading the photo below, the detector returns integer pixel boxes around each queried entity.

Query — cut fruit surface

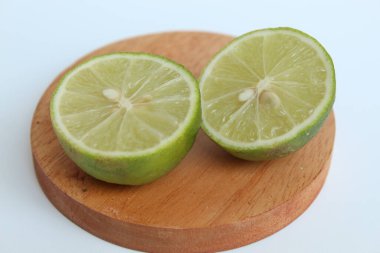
[51,53,200,185]
[199,27,335,160]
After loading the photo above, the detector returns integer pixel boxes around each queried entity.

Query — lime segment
[200,28,335,160]
[51,53,200,184]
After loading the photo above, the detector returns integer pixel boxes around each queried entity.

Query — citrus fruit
[199,27,335,160]
[50,53,200,185]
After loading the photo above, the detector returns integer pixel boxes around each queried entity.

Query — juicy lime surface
[51,53,200,185]
[199,28,335,160]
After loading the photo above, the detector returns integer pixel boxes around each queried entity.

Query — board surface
[31,32,335,253]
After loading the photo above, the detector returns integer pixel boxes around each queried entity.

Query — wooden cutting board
[31,32,335,253]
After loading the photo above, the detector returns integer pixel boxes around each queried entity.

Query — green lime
[51,53,200,185]
[199,27,335,160]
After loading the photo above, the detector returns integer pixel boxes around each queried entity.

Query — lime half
[199,28,335,160]
[51,53,200,185]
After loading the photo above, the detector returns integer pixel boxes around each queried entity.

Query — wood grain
[31,32,335,253]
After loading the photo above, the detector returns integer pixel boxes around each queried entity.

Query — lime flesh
[199,28,335,160]
[51,53,200,185]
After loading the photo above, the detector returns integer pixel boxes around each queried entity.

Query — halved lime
[199,28,335,160]
[51,53,200,185]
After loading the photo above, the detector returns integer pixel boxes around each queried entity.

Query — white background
[1,0,379,252]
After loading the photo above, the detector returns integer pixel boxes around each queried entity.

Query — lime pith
[51,53,201,185]
[199,28,335,160]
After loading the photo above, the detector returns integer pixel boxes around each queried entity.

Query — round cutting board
[31,32,335,253]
